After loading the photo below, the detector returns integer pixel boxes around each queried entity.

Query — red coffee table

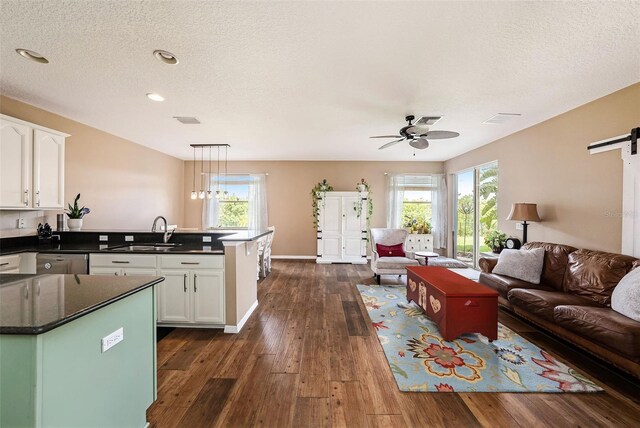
[406,266,498,341]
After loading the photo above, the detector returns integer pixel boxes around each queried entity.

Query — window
[203,174,268,230]
[217,176,250,228]
[454,161,499,266]
[387,174,447,248]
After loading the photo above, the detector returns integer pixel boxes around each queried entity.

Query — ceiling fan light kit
[370,115,459,151]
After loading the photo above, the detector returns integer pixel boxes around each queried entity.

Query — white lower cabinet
[90,253,225,327]
[158,255,225,326]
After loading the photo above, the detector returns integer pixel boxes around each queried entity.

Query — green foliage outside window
[218,195,248,228]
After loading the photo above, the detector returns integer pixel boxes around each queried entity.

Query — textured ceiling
[1,1,639,161]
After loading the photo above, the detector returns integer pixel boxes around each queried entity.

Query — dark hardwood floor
[148,260,640,427]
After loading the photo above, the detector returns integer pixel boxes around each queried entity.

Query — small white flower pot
[67,218,83,231]
[357,184,366,192]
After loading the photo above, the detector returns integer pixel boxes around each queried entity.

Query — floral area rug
[357,284,603,393]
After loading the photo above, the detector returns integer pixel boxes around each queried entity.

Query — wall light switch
[125,235,134,242]
[101,327,124,353]
[202,236,212,243]
[99,235,109,241]
[17,218,25,229]
[516,223,524,231]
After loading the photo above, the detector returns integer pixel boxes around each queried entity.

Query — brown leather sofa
[479,242,640,378]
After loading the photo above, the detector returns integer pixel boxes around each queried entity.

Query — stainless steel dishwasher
[36,253,88,274]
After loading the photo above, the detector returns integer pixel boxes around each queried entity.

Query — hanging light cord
[192,146,196,190]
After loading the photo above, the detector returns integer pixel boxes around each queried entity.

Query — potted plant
[484,229,507,253]
[66,193,90,231]
[353,178,373,230]
[311,179,333,228]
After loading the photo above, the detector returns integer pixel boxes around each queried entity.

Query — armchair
[370,228,419,284]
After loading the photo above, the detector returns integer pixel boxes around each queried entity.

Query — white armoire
[316,191,368,264]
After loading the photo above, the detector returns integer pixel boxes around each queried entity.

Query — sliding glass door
[454,162,498,267]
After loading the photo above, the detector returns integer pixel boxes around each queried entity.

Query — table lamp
[507,203,541,244]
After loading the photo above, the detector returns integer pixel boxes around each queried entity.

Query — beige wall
[184,161,444,256]
[445,83,640,254]
[0,96,184,234]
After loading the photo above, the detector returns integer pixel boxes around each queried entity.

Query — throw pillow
[492,248,545,284]
[611,267,640,322]
[376,243,405,258]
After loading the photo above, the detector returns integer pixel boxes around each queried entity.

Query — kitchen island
[0,228,273,333]
[0,273,163,428]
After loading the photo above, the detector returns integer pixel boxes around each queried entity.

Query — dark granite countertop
[0,229,271,256]
[0,274,164,335]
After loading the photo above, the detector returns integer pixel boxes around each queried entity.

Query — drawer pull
[183,274,187,292]
[181,262,200,265]
[464,300,479,307]
[0,262,9,267]
[112,260,130,264]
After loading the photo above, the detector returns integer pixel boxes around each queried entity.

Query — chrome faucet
[151,216,173,243]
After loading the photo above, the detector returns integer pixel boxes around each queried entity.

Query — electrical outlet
[17,218,25,229]
[202,236,212,243]
[125,235,134,242]
[516,223,524,231]
[99,235,109,241]
[101,327,124,353]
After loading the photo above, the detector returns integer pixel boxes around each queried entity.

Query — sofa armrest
[479,257,498,273]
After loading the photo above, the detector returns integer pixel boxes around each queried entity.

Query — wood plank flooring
[148,260,640,427]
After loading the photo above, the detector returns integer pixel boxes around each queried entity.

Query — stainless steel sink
[106,243,182,251]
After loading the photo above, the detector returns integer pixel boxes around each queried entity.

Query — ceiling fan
[370,115,460,150]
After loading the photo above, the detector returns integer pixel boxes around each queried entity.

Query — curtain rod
[587,127,638,155]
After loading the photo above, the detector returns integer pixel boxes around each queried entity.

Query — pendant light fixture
[206,146,213,199]
[198,147,206,199]
[190,146,197,199]
[223,145,229,199]
[189,144,231,201]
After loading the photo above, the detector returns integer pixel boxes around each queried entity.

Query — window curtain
[247,174,268,231]
[202,193,219,229]
[432,174,447,249]
[202,173,268,230]
[386,174,405,228]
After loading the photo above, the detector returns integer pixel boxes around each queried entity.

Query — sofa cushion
[375,257,419,270]
[376,243,405,258]
[507,289,601,322]
[563,249,639,306]
[522,242,578,291]
[492,248,545,284]
[479,273,549,299]
[611,267,640,322]
[554,305,640,358]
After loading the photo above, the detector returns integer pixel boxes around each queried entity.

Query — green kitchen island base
[0,284,157,427]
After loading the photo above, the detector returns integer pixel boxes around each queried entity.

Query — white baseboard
[271,255,317,260]
[224,299,259,334]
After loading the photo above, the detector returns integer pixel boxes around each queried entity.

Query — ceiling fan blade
[378,138,405,150]
[370,135,402,139]
[425,130,460,140]
[409,138,429,150]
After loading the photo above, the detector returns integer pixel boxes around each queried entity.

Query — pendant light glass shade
[190,191,197,200]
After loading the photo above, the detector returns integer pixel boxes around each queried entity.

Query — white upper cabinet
[33,129,65,209]
[0,115,68,210]
[0,119,31,208]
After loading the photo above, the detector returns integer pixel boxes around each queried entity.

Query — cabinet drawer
[406,236,417,243]
[159,255,223,270]
[0,254,21,272]
[90,253,157,268]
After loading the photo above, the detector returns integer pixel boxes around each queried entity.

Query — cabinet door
[157,270,191,323]
[89,267,122,276]
[342,196,363,236]
[320,196,341,234]
[343,236,365,260]
[122,268,158,276]
[0,118,31,208]
[192,270,225,324]
[33,129,65,209]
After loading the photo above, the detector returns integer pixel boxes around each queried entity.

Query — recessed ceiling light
[146,93,165,102]
[15,48,49,64]
[153,50,179,65]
